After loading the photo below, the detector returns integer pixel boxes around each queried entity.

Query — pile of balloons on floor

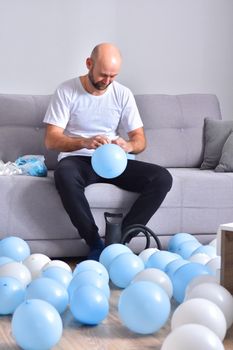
[0,234,233,350]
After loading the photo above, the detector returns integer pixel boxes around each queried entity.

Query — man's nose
[103,76,111,84]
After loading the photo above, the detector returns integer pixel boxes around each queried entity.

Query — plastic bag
[14,155,47,177]
[0,160,22,175]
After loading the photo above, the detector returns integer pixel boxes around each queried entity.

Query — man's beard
[88,70,112,91]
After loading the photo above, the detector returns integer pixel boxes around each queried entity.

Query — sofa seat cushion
[168,168,233,208]
[0,171,78,240]
[1,168,232,243]
[86,168,233,210]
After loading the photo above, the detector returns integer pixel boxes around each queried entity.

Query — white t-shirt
[43,77,143,161]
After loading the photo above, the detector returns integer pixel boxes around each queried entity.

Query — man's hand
[112,128,146,154]
[84,135,111,149]
[44,124,111,152]
[112,137,131,152]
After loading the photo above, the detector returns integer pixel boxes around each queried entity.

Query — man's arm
[44,124,110,151]
[112,127,146,154]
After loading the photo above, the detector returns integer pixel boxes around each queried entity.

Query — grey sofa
[0,93,232,258]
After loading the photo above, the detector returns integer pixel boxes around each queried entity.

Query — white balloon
[209,238,217,247]
[188,253,211,265]
[206,256,221,275]
[132,268,173,299]
[185,282,233,329]
[138,248,159,264]
[171,298,227,341]
[161,324,225,350]
[185,274,218,297]
[23,254,51,279]
[0,262,31,287]
[42,260,72,273]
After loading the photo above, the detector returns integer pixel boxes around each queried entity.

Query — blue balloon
[0,256,14,266]
[146,251,180,271]
[70,285,109,325]
[68,270,110,300]
[99,243,132,270]
[165,258,189,279]
[191,244,217,258]
[0,276,25,315]
[127,153,136,160]
[42,266,72,289]
[177,240,202,259]
[118,281,171,334]
[0,236,30,261]
[91,143,127,178]
[168,233,198,253]
[171,262,212,303]
[73,260,109,282]
[26,277,69,314]
[109,252,144,288]
[12,299,63,350]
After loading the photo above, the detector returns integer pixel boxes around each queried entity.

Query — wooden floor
[0,259,232,350]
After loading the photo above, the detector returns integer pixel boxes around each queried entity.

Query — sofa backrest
[0,94,58,170]
[0,93,221,170]
[134,94,221,167]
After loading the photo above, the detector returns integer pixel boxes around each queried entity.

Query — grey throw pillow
[215,131,233,172]
[200,118,233,169]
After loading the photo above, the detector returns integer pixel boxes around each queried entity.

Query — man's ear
[86,57,93,70]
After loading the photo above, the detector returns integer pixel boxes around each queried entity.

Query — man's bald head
[90,43,122,65]
[86,43,122,92]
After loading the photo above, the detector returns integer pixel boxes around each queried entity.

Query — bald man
[44,43,172,260]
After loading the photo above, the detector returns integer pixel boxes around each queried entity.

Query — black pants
[54,156,173,247]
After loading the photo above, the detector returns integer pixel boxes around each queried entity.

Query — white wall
[0,0,232,119]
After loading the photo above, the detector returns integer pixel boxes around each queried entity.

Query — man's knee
[162,168,173,192]
[152,166,173,193]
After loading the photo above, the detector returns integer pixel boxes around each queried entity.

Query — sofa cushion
[85,173,181,209]
[133,94,221,168]
[215,131,233,172]
[1,168,233,246]
[0,172,78,240]
[200,118,233,169]
[0,94,58,170]
[169,168,233,208]
[148,168,233,236]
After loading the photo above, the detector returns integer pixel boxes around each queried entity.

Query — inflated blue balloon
[146,251,180,271]
[12,299,63,350]
[70,285,109,325]
[191,244,217,258]
[109,252,144,288]
[91,144,127,178]
[0,276,25,315]
[26,277,69,314]
[177,240,202,259]
[99,243,132,270]
[168,233,198,253]
[41,266,72,289]
[73,260,109,282]
[118,281,171,334]
[165,258,189,279]
[68,270,110,300]
[0,236,30,261]
[171,262,212,303]
[0,256,14,266]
